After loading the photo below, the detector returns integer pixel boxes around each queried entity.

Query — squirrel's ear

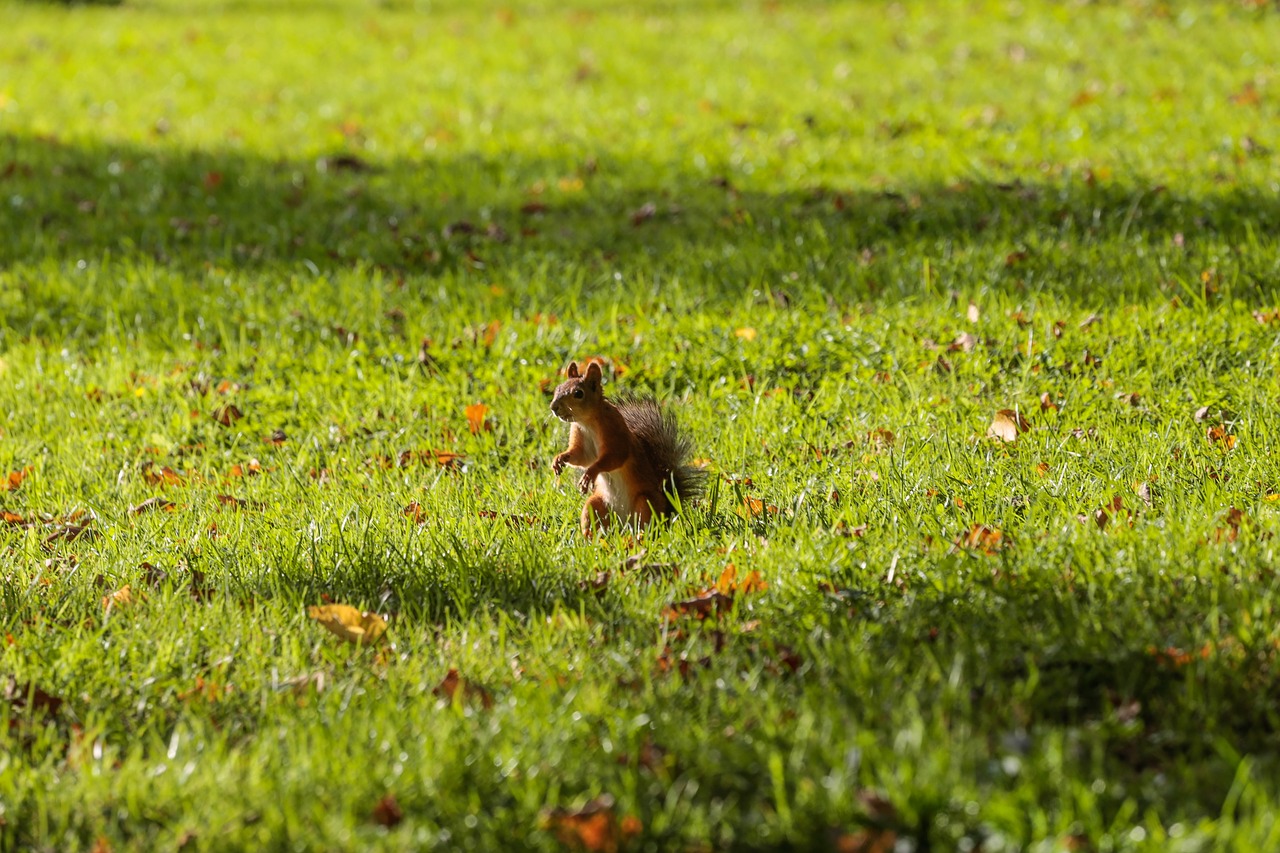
[566,362,580,378]
[584,361,603,385]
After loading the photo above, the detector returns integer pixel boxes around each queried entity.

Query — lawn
[3,0,1280,849]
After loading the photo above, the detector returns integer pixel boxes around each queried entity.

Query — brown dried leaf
[371,794,404,828]
[541,794,639,853]
[432,668,494,709]
[3,677,65,717]
[212,404,243,427]
[130,496,176,516]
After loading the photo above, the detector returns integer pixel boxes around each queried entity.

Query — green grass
[3,0,1280,849]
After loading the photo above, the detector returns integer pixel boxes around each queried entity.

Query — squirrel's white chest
[571,424,632,516]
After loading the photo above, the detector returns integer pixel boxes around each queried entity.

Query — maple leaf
[307,604,387,645]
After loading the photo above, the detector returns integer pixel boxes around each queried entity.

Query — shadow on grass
[3,131,1279,333]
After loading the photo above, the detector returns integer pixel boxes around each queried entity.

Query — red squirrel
[550,361,706,536]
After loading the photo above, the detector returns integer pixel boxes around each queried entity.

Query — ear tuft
[584,361,603,384]
[566,362,580,378]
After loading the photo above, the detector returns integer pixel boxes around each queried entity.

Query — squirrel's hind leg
[628,493,662,530]
[581,493,610,538]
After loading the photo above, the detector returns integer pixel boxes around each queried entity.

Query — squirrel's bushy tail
[617,396,708,504]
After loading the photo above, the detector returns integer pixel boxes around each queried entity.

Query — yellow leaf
[735,327,758,341]
[308,604,387,645]
[987,408,1028,443]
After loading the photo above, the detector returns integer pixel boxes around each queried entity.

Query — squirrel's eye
[573,389,584,398]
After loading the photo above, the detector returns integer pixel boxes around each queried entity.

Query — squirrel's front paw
[553,454,569,476]
[577,470,596,494]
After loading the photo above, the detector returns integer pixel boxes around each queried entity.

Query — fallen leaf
[665,589,735,621]
[215,494,262,510]
[834,828,898,853]
[734,327,758,341]
[102,585,134,611]
[988,408,1029,442]
[966,302,980,323]
[227,459,262,478]
[630,202,657,226]
[142,464,185,487]
[212,404,243,427]
[3,677,64,717]
[465,403,491,435]
[716,564,768,595]
[1,467,31,491]
[371,794,404,828]
[736,496,778,519]
[307,604,387,645]
[403,501,425,524]
[432,668,494,709]
[1231,82,1261,107]
[541,794,639,853]
[1206,425,1238,450]
[953,524,1004,555]
[129,497,176,515]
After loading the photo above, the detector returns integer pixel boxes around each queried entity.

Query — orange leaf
[1206,425,1237,450]
[736,496,778,519]
[1,467,31,491]
[102,585,134,611]
[465,403,491,435]
[403,501,425,524]
[541,794,637,853]
[142,464,184,487]
[954,524,1004,555]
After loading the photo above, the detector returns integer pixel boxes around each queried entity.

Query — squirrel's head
[550,361,604,422]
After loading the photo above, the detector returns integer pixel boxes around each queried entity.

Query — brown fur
[551,361,706,536]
